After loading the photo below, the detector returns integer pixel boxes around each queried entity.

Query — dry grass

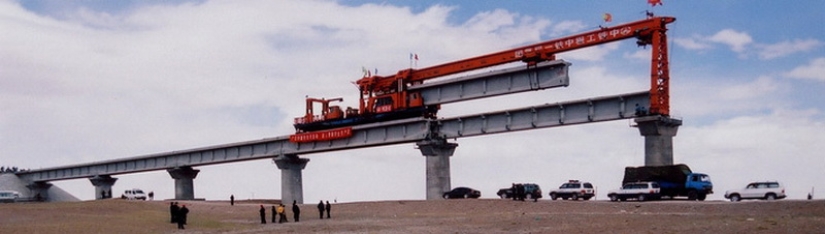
[1,199,824,233]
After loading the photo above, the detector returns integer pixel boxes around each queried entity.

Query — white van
[0,190,20,203]
[121,189,147,200]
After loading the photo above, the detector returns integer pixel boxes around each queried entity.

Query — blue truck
[622,164,713,201]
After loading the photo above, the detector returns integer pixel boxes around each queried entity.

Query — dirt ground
[1,198,824,233]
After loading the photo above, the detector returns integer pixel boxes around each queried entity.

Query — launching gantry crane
[290,16,675,143]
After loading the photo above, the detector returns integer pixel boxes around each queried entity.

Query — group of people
[258,200,333,224]
[317,200,331,219]
[260,200,302,224]
[510,183,527,201]
[169,202,189,230]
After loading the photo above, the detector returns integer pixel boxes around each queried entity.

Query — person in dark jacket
[230,194,234,206]
[325,201,331,218]
[259,205,266,224]
[317,200,325,219]
[271,205,276,223]
[177,205,189,229]
[292,200,301,222]
[170,202,179,223]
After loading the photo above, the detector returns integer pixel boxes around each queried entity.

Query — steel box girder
[411,60,570,105]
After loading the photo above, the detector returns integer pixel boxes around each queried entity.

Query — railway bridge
[11,62,680,203]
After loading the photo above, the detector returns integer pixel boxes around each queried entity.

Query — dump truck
[622,164,713,201]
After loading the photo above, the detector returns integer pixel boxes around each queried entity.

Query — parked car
[0,190,19,203]
[549,180,595,201]
[121,188,147,200]
[496,183,543,201]
[607,182,661,202]
[443,187,481,199]
[725,181,786,202]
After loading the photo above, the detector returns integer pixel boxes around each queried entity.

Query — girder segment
[434,91,650,138]
[411,60,570,105]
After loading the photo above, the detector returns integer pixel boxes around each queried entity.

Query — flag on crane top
[648,0,663,6]
[603,13,612,22]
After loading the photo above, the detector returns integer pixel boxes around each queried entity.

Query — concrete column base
[167,166,200,200]
[89,175,118,199]
[26,181,52,202]
[417,139,458,200]
[274,155,309,205]
[634,115,682,166]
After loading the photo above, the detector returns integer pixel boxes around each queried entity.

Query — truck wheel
[729,194,740,202]
[550,194,558,200]
[687,190,698,201]
[637,194,646,201]
[766,194,776,200]
[500,194,507,199]
[697,193,707,201]
[571,194,579,201]
[609,195,618,202]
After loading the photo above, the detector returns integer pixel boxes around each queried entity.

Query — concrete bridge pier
[26,181,52,201]
[634,115,682,166]
[417,139,458,200]
[89,175,117,199]
[167,166,200,200]
[274,155,309,204]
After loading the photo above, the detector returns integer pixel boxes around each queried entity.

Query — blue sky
[1,0,823,202]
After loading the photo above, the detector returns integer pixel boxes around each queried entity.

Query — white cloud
[674,36,711,50]
[784,57,825,82]
[708,29,753,53]
[757,39,822,60]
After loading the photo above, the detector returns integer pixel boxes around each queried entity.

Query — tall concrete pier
[167,166,200,200]
[274,155,309,204]
[417,139,458,200]
[89,175,117,199]
[634,115,682,166]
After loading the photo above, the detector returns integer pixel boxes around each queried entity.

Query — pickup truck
[607,182,661,202]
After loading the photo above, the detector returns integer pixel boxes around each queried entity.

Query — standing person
[292,200,301,222]
[170,202,179,224]
[271,205,276,223]
[325,201,331,219]
[230,194,234,206]
[277,204,287,223]
[317,200,325,219]
[259,205,266,224]
[177,205,189,230]
[148,191,154,201]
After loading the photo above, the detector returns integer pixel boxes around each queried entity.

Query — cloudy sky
[2,0,823,202]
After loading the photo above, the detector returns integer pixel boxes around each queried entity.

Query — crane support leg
[274,155,309,204]
[167,166,200,200]
[634,115,682,166]
[649,28,670,116]
[417,139,458,200]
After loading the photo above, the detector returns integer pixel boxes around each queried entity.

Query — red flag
[603,13,612,22]
[414,54,418,60]
[648,0,663,6]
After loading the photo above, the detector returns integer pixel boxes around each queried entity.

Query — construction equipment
[292,16,676,141]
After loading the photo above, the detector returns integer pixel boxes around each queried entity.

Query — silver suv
[724,181,786,202]
[549,180,595,201]
[607,182,661,202]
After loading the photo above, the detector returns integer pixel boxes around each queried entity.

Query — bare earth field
[1,199,824,233]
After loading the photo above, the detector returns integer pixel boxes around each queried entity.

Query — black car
[443,187,481,199]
